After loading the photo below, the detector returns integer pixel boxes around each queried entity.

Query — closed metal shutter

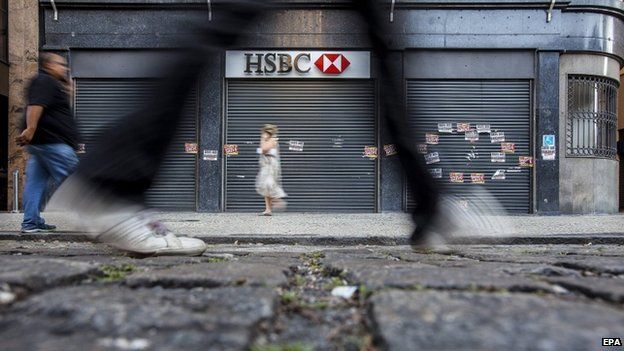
[74,79,198,210]
[406,80,532,213]
[225,80,377,212]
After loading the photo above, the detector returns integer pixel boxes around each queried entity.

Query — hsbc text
[244,53,311,74]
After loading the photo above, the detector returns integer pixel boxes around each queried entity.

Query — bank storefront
[32,0,624,214]
[223,51,377,212]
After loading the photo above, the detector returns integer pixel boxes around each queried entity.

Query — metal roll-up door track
[74,79,198,210]
[405,80,532,214]
[225,80,377,212]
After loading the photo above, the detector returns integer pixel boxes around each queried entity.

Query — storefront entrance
[405,79,532,213]
[224,79,377,212]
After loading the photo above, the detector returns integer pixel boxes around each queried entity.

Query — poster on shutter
[185,143,198,154]
[430,168,443,179]
[383,144,398,156]
[289,140,304,152]
[203,149,218,161]
[438,122,453,133]
[425,133,439,145]
[450,172,464,183]
[507,166,522,173]
[492,170,506,180]
[541,147,556,160]
[417,144,427,154]
[490,132,505,143]
[425,152,440,164]
[457,123,471,133]
[491,152,506,163]
[77,143,86,154]
[471,173,485,184]
[224,144,239,156]
[364,146,378,159]
[465,130,479,142]
[476,124,491,134]
[519,156,534,167]
[501,142,515,153]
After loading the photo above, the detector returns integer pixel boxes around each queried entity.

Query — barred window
[567,75,619,159]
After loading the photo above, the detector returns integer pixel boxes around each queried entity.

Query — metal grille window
[567,75,619,158]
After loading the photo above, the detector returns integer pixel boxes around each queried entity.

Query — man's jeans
[22,144,78,230]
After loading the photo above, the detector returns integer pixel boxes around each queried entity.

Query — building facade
[6,0,39,213]
[8,0,623,214]
[0,0,8,211]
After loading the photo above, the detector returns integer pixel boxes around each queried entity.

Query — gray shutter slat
[75,79,197,210]
[405,80,532,214]
[225,80,377,212]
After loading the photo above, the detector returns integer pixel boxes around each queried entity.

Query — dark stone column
[535,51,560,214]
[379,51,404,212]
[197,52,223,212]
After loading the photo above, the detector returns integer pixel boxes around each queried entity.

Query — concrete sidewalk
[1,212,624,245]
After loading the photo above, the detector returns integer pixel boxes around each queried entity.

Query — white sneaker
[95,213,207,256]
[48,176,207,256]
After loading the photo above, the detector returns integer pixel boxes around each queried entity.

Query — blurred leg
[22,148,49,231]
[352,0,439,243]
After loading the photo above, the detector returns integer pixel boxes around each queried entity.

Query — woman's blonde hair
[261,124,278,136]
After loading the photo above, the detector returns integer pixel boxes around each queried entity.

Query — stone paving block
[437,245,624,267]
[0,256,98,291]
[546,276,624,304]
[0,240,114,257]
[125,261,289,288]
[0,285,277,351]
[324,256,559,293]
[370,290,624,351]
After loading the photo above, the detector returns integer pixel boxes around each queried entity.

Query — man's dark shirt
[25,70,78,149]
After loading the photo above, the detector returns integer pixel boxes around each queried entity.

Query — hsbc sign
[226,50,370,79]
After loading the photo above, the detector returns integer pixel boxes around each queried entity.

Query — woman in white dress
[256,124,287,216]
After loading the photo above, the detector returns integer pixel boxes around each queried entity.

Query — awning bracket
[547,0,556,22]
[51,0,58,21]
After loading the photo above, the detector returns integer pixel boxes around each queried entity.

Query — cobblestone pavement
[1,240,623,351]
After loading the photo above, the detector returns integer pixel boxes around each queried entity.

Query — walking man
[17,53,79,233]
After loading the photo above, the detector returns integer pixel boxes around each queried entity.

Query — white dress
[255,145,287,199]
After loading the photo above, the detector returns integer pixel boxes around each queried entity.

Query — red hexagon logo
[314,53,351,74]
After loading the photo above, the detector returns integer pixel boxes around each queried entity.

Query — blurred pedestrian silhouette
[256,124,287,216]
[50,0,439,255]
[18,53,79,234]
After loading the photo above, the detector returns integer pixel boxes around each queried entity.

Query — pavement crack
[251,251,379,350]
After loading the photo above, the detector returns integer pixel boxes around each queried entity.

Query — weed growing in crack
[97,264,136,282]
[323,276,346,291]
[292,274,307,287]
[206,256,230,263]
[281,291,299,305]
[255,252,378,350]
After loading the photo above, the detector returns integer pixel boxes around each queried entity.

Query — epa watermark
[603,338,622,347]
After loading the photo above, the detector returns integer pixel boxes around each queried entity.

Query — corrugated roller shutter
[406,80,532,213]
[225,80,377,212]
[74,79,197,210]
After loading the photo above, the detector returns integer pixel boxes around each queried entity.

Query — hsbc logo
[314,54,351,74]
[243,52,350,75]
[226,50,369,79]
